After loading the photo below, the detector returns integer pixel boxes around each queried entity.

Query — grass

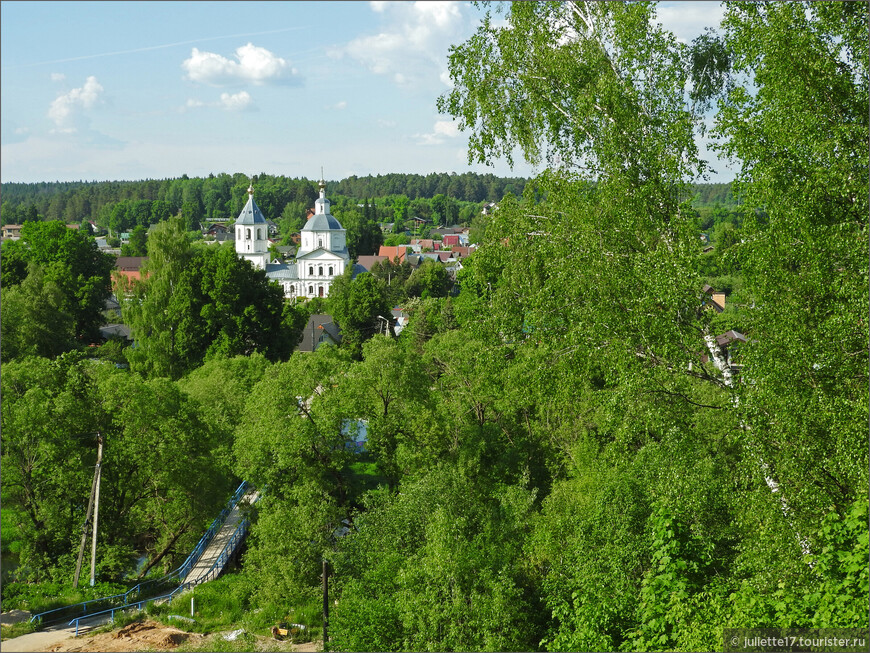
[0,621,35,641]
[176,632,298,652]
[73,572,322,651]
[1,580,128,615]
[140,572,322,643]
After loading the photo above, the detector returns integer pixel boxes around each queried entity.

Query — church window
[318,266,323,276]
[246,228,251,240]
[309,285,314,295]
[318,238,323,248]
[328,266,333,276]
[309,266,314,275]
[257,228,262,240]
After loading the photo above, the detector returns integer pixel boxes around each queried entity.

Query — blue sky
[1,1,731,184]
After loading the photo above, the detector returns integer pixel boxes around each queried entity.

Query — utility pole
[73,433,102,587]
[73,449,99,587]
[89,433,104,586]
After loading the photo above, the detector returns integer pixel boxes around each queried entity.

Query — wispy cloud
[48,76,103,133]
[181,91,255,112]
[416,119,461,145]
[182,43,302,87]
[334,1,469,88]
[219,91,254,111]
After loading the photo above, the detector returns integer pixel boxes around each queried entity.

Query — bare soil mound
[46,619,204,652]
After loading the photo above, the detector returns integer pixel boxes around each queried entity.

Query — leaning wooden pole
[89,434,104,586]
[73,453,100,588]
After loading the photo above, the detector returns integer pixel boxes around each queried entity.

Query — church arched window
[318,238,323,248]
[318,266,323,276]
[257,228,262,240]
[308,285,314,295]
[246,228,251,240]
[328,266,333,276]
[309,266,314,276]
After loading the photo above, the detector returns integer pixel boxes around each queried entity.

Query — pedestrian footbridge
[29,482,259,634]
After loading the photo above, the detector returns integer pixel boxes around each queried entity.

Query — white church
[234,177,350,299]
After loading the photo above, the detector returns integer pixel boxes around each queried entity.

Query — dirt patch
[1,609,32,626]
[46,619,204,652]
[40,619,322,653]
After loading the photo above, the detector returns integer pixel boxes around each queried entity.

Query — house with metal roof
[298,314,343,352]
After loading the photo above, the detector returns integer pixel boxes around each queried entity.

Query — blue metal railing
[175,481,249,583]
[30,481,251,627]
[66,515,251,636]
[27,590,132,626]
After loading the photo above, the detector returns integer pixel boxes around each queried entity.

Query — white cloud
[335,1,469,88]
[433,120,459,138]
[416,119,461,145]
[50,72,65,82]
[324,100,347,110]
[182,43,302,86]
[219,91,254,111]
[181,92,255,112]
[47,76,103,133]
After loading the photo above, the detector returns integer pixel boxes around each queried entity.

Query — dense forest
[1,2,867,652]
[0,172,527,227]
[1,172,733,230]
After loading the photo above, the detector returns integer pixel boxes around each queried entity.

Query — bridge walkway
[183,488,259,586]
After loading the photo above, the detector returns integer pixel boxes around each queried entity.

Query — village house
[378,245,410,263]
[113,256,146,283]
[298,314,342,352]
[111,256,146,297]
[702,284,726,312]
[1,224,23,239]
[410,238,439,252]
[356,255,388,272]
